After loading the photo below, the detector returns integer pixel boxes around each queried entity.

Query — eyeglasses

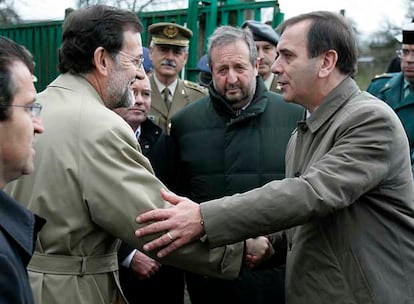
[118,51,145,69]
[0,102,43,117]
[396,49,414,59]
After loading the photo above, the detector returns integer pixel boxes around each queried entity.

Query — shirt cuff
[121,249,137,268]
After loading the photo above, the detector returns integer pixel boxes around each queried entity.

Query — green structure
[0,0,283,91]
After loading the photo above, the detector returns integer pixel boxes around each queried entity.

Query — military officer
[367,22,414,175]
[242,20,281,92]
[148,22,207,134]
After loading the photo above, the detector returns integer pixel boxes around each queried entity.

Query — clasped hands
[135,189,274,268]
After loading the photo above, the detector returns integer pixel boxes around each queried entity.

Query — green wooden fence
[0,0,283,90]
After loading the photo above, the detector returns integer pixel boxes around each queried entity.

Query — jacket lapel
[169,80,188,118]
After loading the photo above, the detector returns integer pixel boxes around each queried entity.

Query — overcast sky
[15,0,409,35]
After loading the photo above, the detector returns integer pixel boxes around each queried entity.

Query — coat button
[298,122,308,132]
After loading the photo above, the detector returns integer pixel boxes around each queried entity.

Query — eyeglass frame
[0,102,42,117]
[116,51,145,69]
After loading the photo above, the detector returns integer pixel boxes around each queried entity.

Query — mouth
[277,81,287,89]
[129,107,146,114]
[404,67,414,73]
[226,88,240,95]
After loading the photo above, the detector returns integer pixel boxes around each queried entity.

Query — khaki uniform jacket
[5,73,243,304]
[148,75,207,134]
[201,78,414,303]
[269,76,281,94]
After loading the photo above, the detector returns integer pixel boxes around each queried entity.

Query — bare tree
[0,0,20,24]
[406,0,414,20]
[76,0,164,12]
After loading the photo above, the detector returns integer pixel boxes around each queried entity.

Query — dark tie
[163,87,171,110]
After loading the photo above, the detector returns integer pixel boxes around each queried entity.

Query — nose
[135,66,146,80]
[134,92,144,105]
[164,48,175,58]
[32,117,44,134]
[257,47,264,59]
[271,57,281,75]
[227,69,238,84]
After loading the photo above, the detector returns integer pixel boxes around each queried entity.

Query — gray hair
[207,26,257,69]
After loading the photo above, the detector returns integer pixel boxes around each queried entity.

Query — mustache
[160,59,177,68]
[225,83,241,91]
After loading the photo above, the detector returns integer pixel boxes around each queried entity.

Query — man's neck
[154,71,177,87]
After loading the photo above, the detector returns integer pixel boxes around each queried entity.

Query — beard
[106,66,135,109]
[113,85,134,108]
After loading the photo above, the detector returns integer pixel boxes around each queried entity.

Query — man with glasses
[5,5,245,304]
[367,22,414,175]
[0,36,44,303]
[148,22,207,134]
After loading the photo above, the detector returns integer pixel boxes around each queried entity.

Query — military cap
[241,20,279,46]
[197,54,210,73]
[197,54,211,87]
[148,22,193,47]
[402,22,414,44]
[142,47,152,73]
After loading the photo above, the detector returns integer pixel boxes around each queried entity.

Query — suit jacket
[201,77,414,303]
[367,72,414,175]
[148,75,207,134]
[0,190,44,304]
[5,73,243,304]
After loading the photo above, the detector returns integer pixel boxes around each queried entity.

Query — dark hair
[0,36,35,121]
[59,5,143,74]
[277,11,358,76]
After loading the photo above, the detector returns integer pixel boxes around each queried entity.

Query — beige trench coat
[201,78,414,303]
[6,73,243,304]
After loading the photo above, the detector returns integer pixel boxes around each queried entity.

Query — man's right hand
[130,250,161,280]
[135,189,205,258]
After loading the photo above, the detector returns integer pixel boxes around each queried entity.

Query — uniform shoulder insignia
[372,72,396,80]
[184,80,208,94]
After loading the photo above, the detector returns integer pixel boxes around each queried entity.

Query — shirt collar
[262,73,274,90]
[153,74,178,96]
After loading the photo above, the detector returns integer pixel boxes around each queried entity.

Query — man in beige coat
[137,12,414,304]
[5,5,245,304]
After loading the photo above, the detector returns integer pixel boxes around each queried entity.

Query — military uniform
[148,75,207,134]
[367,72,414,175]
[269,74,282,93]
[147,22,208,134]
[241,20,281,94]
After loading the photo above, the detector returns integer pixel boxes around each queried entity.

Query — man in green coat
[167,26,303,304]
[367,22,414,175]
